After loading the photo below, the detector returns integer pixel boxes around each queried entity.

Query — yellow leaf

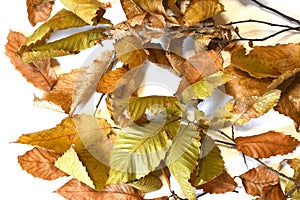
[55,147,95,189]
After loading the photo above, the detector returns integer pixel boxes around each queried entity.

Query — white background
[0,0,300,199]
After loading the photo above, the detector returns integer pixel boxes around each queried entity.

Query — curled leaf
[18,147,67,180]
[60,0,111,25]
[27,0,54,26]
[236,131,300,158]
[129,173,163,192]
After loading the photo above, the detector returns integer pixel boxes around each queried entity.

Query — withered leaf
[114,35,148,69]
[146,43,171,68]
[196,170,237,194]
[15,114,111,153]
[27,0,54,26]
[235,131,300,158]
[39,68,79,114]
[22,28,107,63]
[129,173,163,193]
[60,0,111,25]
[96,67,129,94]
[260,183,285,200]
[55,147,95,189]
[224,65,273,99]
[284,158,300,199]
[19,9,88,53]
[275,73,300,128]
[5,30,57,91]
[183,0,224,27]
[146,12,166,28]
[70,50,114,115]
[227,89,281,125]
[230,44,300,79]
[18,147,67,180]
[55,179,144,200]
[121,0,145,19]
[240,165,279,197]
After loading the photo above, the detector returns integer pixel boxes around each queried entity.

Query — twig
[226,19,295,28]
[94,93,106,116]
[255,158,300,187]
[214,139,237,147]
[217,130,235,142]
[249,0,300,25]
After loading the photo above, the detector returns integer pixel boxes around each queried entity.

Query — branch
[249,0,300,25]
[226,19,294,29]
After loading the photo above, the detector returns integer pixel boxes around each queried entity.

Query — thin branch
[94,93,106,116]
[214,139,237,147]
[217,130,235,142]
[255,158,300,187]
[226,19,294,29]
[249,0,300,25]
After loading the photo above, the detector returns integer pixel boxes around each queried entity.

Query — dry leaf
[240,165,279,197]
[260,183,285,200]
[285,158,300,199]
[275,73,300,128]
[121,0,145,19]
[183,0,224,27]
[18,147,67,180]
[27,0,54,26]
[230,44,300,79]
[55,147,95,189]
[5,30,57,91]
[70,50,114,114]
[114,35,148,69]
[97,66,129,94]
[55,179,144,200]
[196,170,237,194]
[235,131,300,158]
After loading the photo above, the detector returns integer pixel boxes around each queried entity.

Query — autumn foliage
[5,0,300,199]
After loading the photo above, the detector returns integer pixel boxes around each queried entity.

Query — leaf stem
[249,0,300,25]
[214,139,237,148]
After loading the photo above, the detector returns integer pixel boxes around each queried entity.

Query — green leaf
[60,0,110,25]
[183,0,224,27]
[129,96,183,121]
[19,9,88,53]
[181,71,231,103]
[165,124,200,200]
[193,136,224,185]
[107,120,172,184]
[21,28,107,62]
[129,173,163,192]
[114,35,148,69]
[55,147,95,189]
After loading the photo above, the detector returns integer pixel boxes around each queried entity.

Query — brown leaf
[114,35,148,69]
[260,183,286,200]
[27,0,54,26]
[176,50,223,95]
[39,68,79,113]
[121,0,145,19]
[18,147,67,180]
[240,165,279,197]
[224,66,273,98]
[230,44,300,79]
[145,42,171,68]
[235,131,300,158]
[5,30,57,91]
[97,67,129,94]
[275,73,300,128]
[196,170,237,194]
[55,179,144,200]
[146,12,166,28]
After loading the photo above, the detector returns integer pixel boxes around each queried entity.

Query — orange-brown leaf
[96,67,129,94]
[18,147,67,180]
[121,0,145,19]
[27,0,54,26]
[240,165,279,197]
[260,183,286,200]
[275,73,300,128]
[196,170,237,194]
[235,131,300,158]
[5,30,57,91]
[55,179,144,200]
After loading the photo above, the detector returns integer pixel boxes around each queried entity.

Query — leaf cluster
[5,0,300,199]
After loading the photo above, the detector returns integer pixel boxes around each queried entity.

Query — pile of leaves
[5,0,300,199]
